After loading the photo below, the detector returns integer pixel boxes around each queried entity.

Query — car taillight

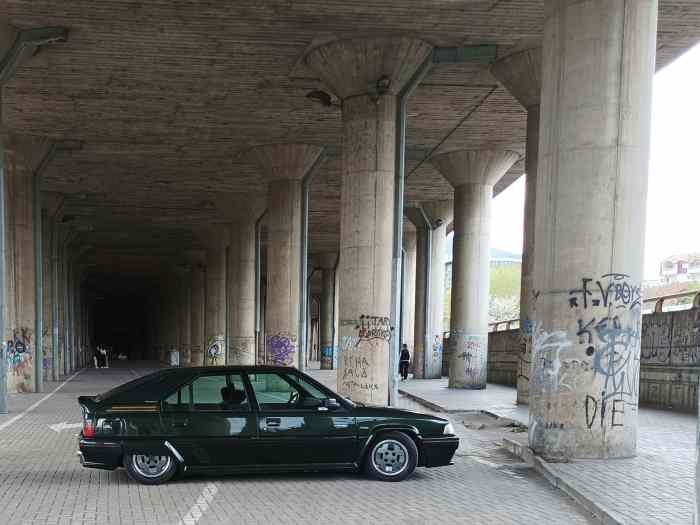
[82,421,96,438]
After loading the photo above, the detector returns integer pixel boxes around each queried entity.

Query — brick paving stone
[0,363,597,525]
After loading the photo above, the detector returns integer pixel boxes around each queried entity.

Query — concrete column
[201,228,227,366]
[421,201,453,379]
[190,257,205,366]
[528,0,657,460]
[491,46,542,405]
[57,242,66,374]
[318,253,337,370]
[228,204,262,366]
[50,222,60,380]
[157,282,169,365]
[42,211,53,378]
[3,135,40,392]
[249,144,323,367]
[410,217,428,378]
[306,37,433,406]
[401,228,416,362]
[177,265,192,366]
[432,150,519,389]
[166,270,180,364]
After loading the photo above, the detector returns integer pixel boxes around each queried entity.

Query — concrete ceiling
[3,0,700,288]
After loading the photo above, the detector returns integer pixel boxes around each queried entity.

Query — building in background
[659,253,700,283]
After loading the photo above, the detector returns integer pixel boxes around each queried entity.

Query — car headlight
[443,422,455,435]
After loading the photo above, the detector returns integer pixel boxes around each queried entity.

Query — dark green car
[77,366,458,485]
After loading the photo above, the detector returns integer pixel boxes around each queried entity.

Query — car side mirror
[324,398,341,411]
[300,397,322,409]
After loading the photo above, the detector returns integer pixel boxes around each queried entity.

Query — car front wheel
[364,431,418,482]
[125,452,177,485]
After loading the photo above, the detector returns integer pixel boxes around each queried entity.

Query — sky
[490,42,700,281]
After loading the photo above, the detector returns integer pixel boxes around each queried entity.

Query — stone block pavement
[0,362,600,525]
[398,376,698,525]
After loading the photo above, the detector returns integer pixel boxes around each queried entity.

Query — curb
[502,438,625,525]
[398,389,447,413]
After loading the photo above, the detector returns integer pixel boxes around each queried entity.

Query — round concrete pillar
[228,203,262,366]
[492,46,542,405]
[306,36,433,405]
[431,149,519,389]
[412,222,428,378]
[189,259,205,367]
[200,228,228,366]
[176,265,192,366]
[3,135,41,392]
[421,200,453,379]
[250,144,323,367]
[401,228,416,367]
[529,0,657,460]
[318,253,337,370]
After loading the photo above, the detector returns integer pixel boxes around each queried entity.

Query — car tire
[364,431,418,482]
[125,452,177,485]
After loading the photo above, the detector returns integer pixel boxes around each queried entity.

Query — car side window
[191,373,250,412]
[287,374,328,401]
[248,372,301,410]
[163,384,191,411]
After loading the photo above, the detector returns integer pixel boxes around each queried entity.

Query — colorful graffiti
[207,334,225,365]
[6,328,34,392]
[266,332,296,366]
[320,345,334,369]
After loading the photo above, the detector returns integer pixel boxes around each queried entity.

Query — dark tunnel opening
[92,291,151,363]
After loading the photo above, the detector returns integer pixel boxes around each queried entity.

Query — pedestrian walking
[399,344,411,381]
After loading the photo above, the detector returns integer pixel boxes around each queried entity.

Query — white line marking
[0,369,83,432]
[176,482,219,525]
[48,421,83,433]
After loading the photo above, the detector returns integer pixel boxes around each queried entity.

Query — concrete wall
[457,307,700,412]
[639,308,700,412]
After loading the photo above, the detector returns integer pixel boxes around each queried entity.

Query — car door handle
[172,418,189,428]
[265,417,281,427]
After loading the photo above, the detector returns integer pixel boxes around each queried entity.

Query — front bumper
[419,435,459,467]
[78,437,122,470]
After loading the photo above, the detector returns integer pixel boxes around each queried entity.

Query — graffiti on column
[229,336,255,364]
[6,328,33,392]
[339,315,391,395]
[450,332,487,385]
[320,345,334,368]
[565,273,642,430]
[266,332,296,366]
[207,334,225,365]
[568,273,641,310]
[427,335,443,377]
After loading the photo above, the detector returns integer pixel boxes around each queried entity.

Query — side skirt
[185,463,358,476]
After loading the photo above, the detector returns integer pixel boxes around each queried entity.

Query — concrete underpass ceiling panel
[2,0,698,265]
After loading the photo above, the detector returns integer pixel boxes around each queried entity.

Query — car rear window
[97,369,190,404]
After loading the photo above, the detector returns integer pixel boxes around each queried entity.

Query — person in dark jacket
[399,344,411,381]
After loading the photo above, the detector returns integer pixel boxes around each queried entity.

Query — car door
[245,370,357,466]
[161,371,257,468]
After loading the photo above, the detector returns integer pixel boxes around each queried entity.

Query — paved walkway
[0,362,598,524]
[397,376,697,525]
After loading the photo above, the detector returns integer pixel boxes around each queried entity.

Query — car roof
[95,365,303,404]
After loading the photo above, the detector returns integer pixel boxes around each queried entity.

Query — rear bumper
[419,435,459,467]
[78,437,122,470]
